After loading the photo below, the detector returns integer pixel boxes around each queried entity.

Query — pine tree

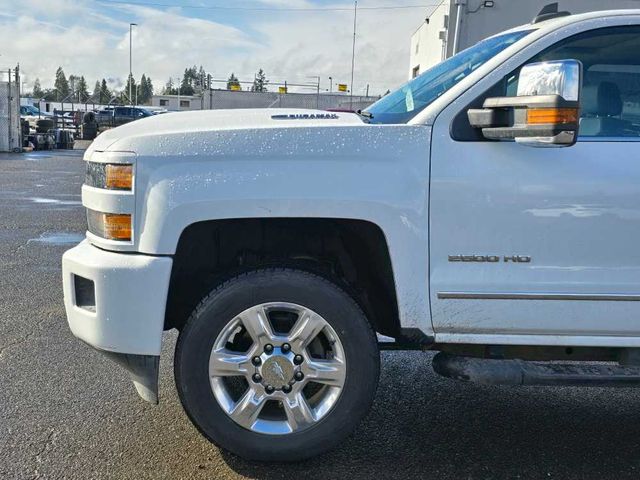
[227,73,241,91]
[124,73,137,104]
[93,80,101,101]
[76,76,89,102]
[68,74,78,98]
[43,89,57,101]
[251,69,268,93]
[137,74,146,104]
[179,67,196,96]
[145,76,154,98]
[54,67,70,100]
[99,79,110,104]
[32,78,44,98]
[136,74,154,104]
[196,65,207,92]
[163,77,177,95]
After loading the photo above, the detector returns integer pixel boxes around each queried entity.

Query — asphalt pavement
[2,149,640,479]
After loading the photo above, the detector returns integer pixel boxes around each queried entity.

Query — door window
[455,26,640,140]
[519,26,640,138]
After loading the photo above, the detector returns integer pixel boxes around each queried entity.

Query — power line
[97,0,442,12]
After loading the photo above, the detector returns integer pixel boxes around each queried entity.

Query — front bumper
[62,240,173,402]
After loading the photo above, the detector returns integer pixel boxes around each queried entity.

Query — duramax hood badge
[271,113,339,120]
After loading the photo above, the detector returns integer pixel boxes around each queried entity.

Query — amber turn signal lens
[103,214,132,241]
[87,209,132,241]
[105,164,133,190]
[526,108,578,125]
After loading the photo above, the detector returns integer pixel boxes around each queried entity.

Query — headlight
[86,209,132,241]
[86,162,133,191]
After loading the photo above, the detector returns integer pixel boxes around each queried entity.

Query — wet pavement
[2,149,640,479]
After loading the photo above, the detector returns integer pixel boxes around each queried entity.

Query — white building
[409,0,640,79]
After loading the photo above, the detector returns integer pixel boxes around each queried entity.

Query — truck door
[430,25,640,342]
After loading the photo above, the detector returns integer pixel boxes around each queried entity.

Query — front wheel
[174,268,380,462]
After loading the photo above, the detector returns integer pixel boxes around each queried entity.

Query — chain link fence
[0,68,21,152]
[201,90,379,112]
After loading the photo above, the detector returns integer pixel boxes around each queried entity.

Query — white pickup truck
[63,6,640,461]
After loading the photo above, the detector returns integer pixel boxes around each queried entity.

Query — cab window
[454,26,640,140]
[515,26,640,138]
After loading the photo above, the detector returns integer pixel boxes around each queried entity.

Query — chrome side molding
[437,292,640,301]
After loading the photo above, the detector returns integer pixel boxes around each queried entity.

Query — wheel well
[165,218,400,337]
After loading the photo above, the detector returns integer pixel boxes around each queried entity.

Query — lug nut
[281,343,291,353]
[294,371,304,381]
[265,385,275,394]
[293,354,303,365]
[252,373,262,383]
[282,384,292,393]
[264,344,274,354]
[251,356,262,366]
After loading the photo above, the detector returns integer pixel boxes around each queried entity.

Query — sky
[0,0,439,96]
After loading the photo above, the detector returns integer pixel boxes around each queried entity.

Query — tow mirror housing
[468,60,582,147]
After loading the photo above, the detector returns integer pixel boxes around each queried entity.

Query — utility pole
[452,0,466,56]
[307,75,321,109]
[350,1,357,109]
[129,23,137,106]
[177,76,181,109]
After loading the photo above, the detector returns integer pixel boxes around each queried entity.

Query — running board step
[432,352,640,387]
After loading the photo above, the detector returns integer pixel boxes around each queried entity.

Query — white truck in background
[63,6,640,462]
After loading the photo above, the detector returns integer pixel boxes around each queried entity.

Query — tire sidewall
[175,269,380,462]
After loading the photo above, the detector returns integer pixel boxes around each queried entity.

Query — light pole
[350,0,357,109]
[129,23,137,106]
[329,76,333,93]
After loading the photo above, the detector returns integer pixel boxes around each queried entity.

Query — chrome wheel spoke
[283,392,315,431]
[240,305,276,345]
[209,350,251,377]
[288,309,326,352]
[306,358,346,387]
[229,388,267,429]
[210,301,346,435]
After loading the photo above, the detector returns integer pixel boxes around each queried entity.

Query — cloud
[248,5,420,94]
[0,0,427,96]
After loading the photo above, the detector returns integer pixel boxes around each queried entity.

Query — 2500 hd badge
[448,255,532,263]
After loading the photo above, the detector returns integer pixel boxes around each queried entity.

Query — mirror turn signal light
[526,107,578,125]
[105,164,133,190]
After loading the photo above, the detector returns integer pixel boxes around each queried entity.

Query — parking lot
[2,149,640,479]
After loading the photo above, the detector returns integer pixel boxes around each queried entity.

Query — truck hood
[86,108,365,156]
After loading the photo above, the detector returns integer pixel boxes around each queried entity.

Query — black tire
[83,111,96,124]
[36,118,54,129]
[175,268,380,462]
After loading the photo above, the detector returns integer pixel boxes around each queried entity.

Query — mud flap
[102,351,160,404]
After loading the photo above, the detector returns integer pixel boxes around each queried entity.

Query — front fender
[135,124,433,334]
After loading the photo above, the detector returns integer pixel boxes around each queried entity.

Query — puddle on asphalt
[28,232,84,245]
[28,197,82,206]
[22,151,83,161]
[23,153,52,160]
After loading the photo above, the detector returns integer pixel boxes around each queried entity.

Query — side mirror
[468,60,582,147]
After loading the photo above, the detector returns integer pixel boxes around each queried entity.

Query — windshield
[23,105,41,115]
[365,29,533,124]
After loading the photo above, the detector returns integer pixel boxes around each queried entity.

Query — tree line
[27,67,155,105]
[26,65,272,105]
[162,66,269,94]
